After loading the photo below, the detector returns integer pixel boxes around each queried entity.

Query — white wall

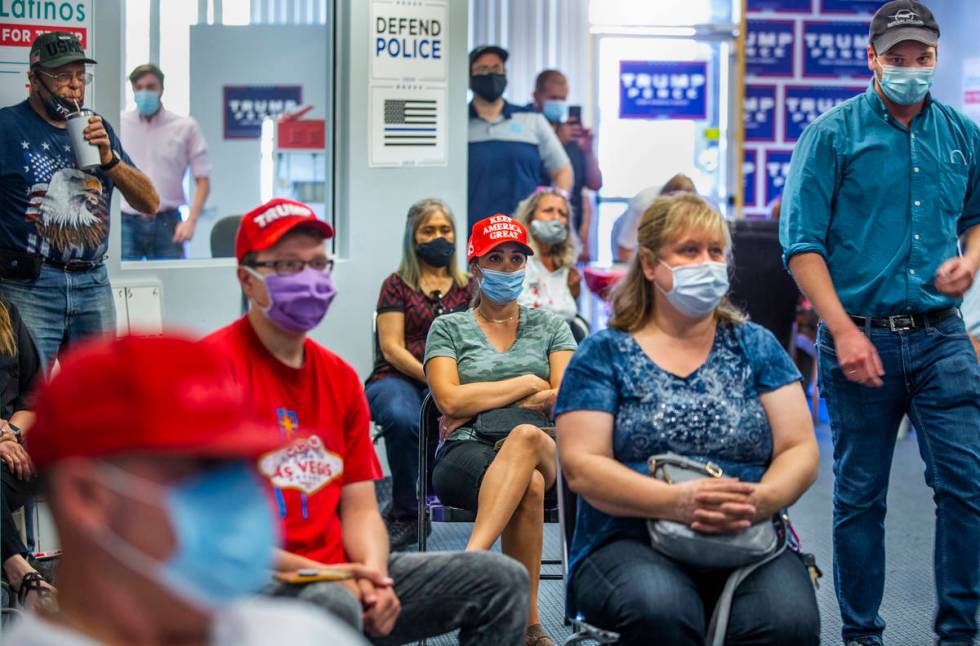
[90,0,470,379]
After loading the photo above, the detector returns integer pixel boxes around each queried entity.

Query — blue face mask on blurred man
[134,90,161,117]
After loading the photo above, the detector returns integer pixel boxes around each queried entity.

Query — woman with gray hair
[513,187,582,321]
[365,198,475,550]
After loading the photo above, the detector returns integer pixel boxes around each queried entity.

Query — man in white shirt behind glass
[119,63,211,260]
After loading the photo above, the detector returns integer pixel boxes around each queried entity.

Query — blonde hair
[0,301,16,357]
[396,198,469,291]
[513,188,578,269]
[609,193,745,332]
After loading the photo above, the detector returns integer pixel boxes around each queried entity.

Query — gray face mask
[530,219,568,246]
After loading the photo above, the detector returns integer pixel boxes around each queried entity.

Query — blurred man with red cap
[201,198,529,645]
[6,334,365,645]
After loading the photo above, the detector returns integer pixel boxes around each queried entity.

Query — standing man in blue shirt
[780,3,980,645]
[0,33,158,366]
[467,45,571,229]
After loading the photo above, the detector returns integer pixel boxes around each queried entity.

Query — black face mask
[416,237,455,268]
[35,73,74,121]
[470,73,507,102]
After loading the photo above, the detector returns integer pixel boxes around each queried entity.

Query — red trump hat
[235,198,334,262]
[466,214,534,263]
[28,335,281,468]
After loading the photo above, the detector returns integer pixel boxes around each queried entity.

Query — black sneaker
[386,515,431,551]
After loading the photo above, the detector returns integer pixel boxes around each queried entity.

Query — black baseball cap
[869,1,940,54]
[129,63,165,85]
[469,45,509,67]
[29,32,97,68]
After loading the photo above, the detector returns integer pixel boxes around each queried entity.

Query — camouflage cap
[30,32,97,68]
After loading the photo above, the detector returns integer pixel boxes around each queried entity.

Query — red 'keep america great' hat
[235,198,334,262]
[467,214,534,262]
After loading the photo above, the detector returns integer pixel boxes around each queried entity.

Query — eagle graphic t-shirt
[0,100,134,262]
[203,317,382,564]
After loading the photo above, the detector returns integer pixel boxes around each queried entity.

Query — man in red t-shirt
[202,198,529,645]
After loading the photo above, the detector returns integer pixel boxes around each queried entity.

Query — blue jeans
[365,375,426,519]
[571,538,820,645]
[121,210,184,260]
[0,263,115,367]
[818,314,980,644]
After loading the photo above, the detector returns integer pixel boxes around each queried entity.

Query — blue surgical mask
[134,90,161,116]
[658,260,729,318]
[479,267,526,304]
[878,64,934,105]
[542,100,568,123]
[94,461,278,609]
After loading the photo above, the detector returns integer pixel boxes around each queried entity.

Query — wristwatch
[100,150,121,172]
[8,423,22,445]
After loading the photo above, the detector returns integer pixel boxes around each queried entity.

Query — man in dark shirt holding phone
[531,69,603,261]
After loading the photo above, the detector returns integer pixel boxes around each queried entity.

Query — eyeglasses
[430,290,446,316]
[472,64,505,75]
[247,258,333,275]
[40,70,93,85]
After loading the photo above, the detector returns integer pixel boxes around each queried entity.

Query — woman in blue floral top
[554,193,820,645]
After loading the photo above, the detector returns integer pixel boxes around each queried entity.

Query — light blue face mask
[479,267,526,304]
[658,260,729,319]
[542,100,568,124]
[878,64,935,105]
[134,90,161,116]
[95,461,278,609]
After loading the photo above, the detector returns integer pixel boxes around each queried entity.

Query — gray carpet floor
[388,424,977,645]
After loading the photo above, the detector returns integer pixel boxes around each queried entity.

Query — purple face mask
[246,267,336,333]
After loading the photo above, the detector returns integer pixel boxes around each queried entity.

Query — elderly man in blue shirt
[780,2,980,645]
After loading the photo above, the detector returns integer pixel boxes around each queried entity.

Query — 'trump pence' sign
[619,60,708,120]
[370,0,447,82]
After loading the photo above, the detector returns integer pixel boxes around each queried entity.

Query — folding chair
[416,393,562,579]
[568,315,591,345]
[556,465,620,645]
[369,311,386,445]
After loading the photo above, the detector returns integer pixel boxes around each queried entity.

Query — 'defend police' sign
[803,21,870,78]
[764,149,793,206]
[745,85,777,142]
[223,85,302,140]
[746,20,795,78]
[744,149,758,208]
[784,85,863,141]
[747,0,811,12]
[820,0,886,14]
[370,0,447,82]
[619,61,708,120]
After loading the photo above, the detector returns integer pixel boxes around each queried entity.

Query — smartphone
[567,105,582,123]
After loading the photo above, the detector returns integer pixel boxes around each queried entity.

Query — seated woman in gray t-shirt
[424,215,576,646]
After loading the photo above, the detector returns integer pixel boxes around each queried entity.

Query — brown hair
[396,197,469,291]
[609,193,745,332]
[512,188,578,269]
[660,173,697,196]
[0,301,17,357]
[534,69,566,94]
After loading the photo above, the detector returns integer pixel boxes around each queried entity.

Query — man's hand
[574,126,594,153]
[173,218,196,244]
[83,116,113,165]
[934,256,978,298]
[833,325,885,387]
[0,441,34,480]
[361,582,401,637]
[556,122,577,145]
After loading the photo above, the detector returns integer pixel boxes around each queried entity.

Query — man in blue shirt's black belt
[781,3,980,645]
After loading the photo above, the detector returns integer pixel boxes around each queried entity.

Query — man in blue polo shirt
[467,45,571,229]
[780,2,980,645]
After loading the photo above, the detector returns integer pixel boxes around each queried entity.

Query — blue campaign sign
[224,85,302,139]
[744,149,758,208]
[745,85,777,142]
[783,85,863,141]
[747,0,811,12]
[619,61,708,120]
[820,0,886,14]
[764,150,793,206]
[803,21,870,78]
[746,20,795,78]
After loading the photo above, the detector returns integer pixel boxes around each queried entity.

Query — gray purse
[646,453,789,646]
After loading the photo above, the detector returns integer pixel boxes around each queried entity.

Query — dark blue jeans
[818,314,980,644]
[365,375,426,519]
[0,263,115,367]
[571,538,820,645]
[121,210,184,260]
